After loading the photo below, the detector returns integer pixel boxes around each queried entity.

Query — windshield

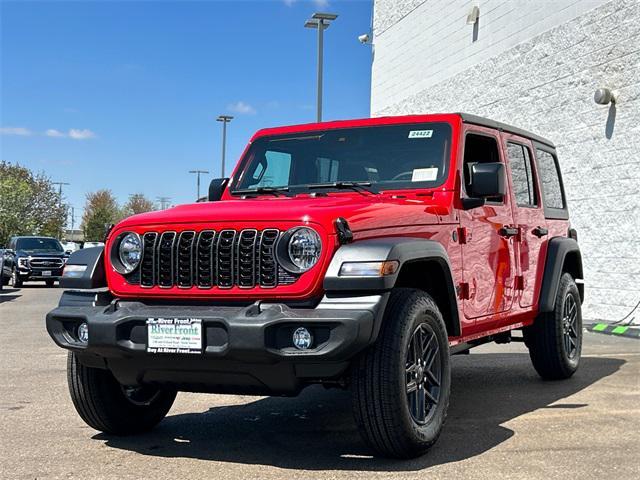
[16,238,63,253]
[232,122,452,194]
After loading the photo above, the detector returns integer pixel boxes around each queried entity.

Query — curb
[587,323,640,339]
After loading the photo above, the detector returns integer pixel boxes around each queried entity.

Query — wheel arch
[538,237,584,313]
[323,237,461,338]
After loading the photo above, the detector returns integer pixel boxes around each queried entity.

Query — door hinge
[457,227,468,244]
[515,275,525,291]
[457,282,470,300]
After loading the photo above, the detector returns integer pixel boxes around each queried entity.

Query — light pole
[216,115,234,177]
[305,12,338,122]
[52,182,70,239]
[189,169,210,200]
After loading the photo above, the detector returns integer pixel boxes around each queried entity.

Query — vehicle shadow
[0,288,21,303]
[96,353,624,471]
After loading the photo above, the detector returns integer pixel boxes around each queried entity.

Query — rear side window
[507,142,537,207]
[536,149,564,209]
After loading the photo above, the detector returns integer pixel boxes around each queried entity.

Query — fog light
[77,323,89,344]
[292,327,313,350]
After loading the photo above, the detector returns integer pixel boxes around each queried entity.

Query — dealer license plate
[42,271,52,277]
[147,318,202,354]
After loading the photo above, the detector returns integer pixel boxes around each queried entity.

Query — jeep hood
[115,194,448,233]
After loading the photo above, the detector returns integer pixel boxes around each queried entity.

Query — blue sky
[0,0,373,222]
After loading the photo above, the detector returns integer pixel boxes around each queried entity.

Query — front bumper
[46,291,388,395]
[18,266,64,280]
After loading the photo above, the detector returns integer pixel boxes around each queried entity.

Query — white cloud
[68,128,97,140]
[45,129,66,138]
[0,126,32,136]
[227,101,257,115]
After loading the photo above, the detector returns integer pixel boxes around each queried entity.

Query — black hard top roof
[458,113,555,148]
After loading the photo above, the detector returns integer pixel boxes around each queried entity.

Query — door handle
[498,226,519,238]
[532,226,548,238]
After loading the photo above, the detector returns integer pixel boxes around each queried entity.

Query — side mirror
[462,162,505,210]
[208,178,229,202]
[469,162,505,198]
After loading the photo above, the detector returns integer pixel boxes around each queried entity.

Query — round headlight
[285,227,321,272]
[118,232,142,274]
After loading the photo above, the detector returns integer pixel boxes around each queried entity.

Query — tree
[121,193,155,218]
[81,190,121,242]
[0,161,68,245]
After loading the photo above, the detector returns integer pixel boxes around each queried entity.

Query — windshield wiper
[307,181,377,194]
[233,186,290,197]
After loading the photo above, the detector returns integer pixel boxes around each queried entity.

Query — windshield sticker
[411,168,438,182]
[408,130,433,139]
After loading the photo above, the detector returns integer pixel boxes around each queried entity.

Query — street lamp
[216,115,234,177]
[189,169,210,200]
[305,12,338,122]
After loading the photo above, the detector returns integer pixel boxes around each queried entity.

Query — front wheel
[351,288,451,458]
[9,269,22,288]
[524,273,582,379]
[67,352,176,434]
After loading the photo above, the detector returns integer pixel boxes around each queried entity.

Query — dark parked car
[5,236,67,287]
[0,249,7,291]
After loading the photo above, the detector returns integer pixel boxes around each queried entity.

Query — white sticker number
[408,130,433,139]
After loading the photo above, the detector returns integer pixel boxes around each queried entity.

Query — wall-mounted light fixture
[466,6,480,25]
[594,87,616,105]
[467,6,480,42]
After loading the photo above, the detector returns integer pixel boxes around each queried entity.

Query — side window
[463,133,503,202]
[247,150,292,188]
[507,142,537,207]
[536,149,564,209]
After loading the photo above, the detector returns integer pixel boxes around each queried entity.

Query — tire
[524,273,582,380]
[46,279,56,287]
[10,269,22,288]
[67,352,177,435]
[351,288,451,458]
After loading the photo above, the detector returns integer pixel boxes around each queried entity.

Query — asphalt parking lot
[1,286,639,480]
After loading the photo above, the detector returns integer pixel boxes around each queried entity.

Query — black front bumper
[46,291,388,395]
[19,266,64,280]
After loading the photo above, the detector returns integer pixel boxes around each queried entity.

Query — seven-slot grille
[132,228,294,289]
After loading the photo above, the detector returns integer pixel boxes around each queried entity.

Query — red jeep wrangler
[46,113,584,458]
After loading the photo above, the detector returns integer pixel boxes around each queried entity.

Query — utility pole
[189,169,210,200]
[52,181,70,201]
[305,12,338,122]
[156,196,171,210]
[52,182,70,239]
[216,115,233,177]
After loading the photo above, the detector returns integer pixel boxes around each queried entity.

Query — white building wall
[371,0,640,322]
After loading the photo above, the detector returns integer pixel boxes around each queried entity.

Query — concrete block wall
[371,0,640,321]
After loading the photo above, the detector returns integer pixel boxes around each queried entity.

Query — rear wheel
[351,288,451,458]
[67,352,176,434]
[524,273,582,379]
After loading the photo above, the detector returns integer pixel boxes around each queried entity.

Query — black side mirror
[208,178,229,202]
[462,162,505,210]
[469,162,505,198]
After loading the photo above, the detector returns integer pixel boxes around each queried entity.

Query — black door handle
[498,226,519,238]
[532,226,548,238]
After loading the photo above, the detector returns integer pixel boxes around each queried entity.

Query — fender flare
[538,237,584,312]
[323,237,460,337]
[59,247,106,290]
